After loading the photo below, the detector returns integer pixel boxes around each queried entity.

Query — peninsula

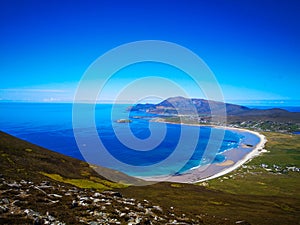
[128,96,299,182]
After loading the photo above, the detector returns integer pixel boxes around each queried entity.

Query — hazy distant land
[129,96,300,133]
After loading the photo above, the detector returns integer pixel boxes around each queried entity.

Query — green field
[120,132,300,224]
[206,132,300,196]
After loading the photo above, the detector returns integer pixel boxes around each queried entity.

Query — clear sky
[0,0,299,105]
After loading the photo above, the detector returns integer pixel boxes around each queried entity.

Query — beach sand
[137,124,267,183]
[216,160,234,166]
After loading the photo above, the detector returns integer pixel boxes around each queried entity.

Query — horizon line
[1,98,300,106]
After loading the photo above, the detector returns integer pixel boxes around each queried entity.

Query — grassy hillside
[206,132,300,196]
[119,132,300,225]
[0,131,143,189]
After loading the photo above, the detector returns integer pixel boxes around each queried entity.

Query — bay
[0,103,244,176]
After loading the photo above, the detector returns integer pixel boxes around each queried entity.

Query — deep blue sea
[0,103,249,177]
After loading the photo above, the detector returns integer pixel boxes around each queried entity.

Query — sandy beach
[137,123,267,183]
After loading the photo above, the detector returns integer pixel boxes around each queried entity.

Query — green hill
[130,96,300,123]
[0,131,143,187]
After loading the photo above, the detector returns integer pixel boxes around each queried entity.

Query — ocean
[0,103,252,177]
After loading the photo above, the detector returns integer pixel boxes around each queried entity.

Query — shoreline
[136,120,267,183]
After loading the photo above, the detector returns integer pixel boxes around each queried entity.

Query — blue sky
[0,0,299,104]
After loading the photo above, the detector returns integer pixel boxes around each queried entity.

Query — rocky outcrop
[0,175,202,225]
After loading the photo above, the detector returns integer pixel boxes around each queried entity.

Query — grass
[41,172,128,190]
[252,132,300,167]
[0,131,142,184]
[206,172,300,197]
[205,132,300,198]
[120,132,300,224]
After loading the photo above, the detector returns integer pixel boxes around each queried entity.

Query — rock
[103,191,123,198]
[79,196,89,201]
[20,180,28,185]
[2,198,9,204]
[120,212,126,217]
[89,222,99,225]
[153,205,163,212]
[93,192,103,198]
[0,205,9,214]
[116,119,132,123]
[145,208,154,216]
[71,200,79,208]
[34,186,47,195]
[135,217,142,223]
[41,181,51,185]
[48,193,62,198]
[12,200,20,205]
[47,215,55,222]
[49,200,60,205]
[93,198,101,203]
[0,178,204,225]
[38,185,52,189]
[33,217,43,225]
[24,209,40,217]
[236,221,251,225]
[144,219,152,225]
[7,181,21,188]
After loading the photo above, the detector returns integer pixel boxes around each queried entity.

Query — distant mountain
[129,96,300,123]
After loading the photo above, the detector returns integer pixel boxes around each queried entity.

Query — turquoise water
[0,103,247,176]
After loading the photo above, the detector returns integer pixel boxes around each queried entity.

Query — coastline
[137,120,267,183]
